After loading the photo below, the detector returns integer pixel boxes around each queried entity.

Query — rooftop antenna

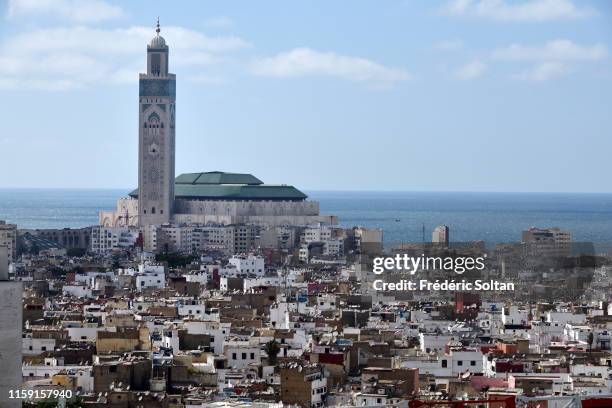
[156,17,161,34]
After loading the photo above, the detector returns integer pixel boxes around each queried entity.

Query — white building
[62,284,93,299]
[323,239,344,256]
[135,264,165,291]
[178,302,207,318]
[224,337,261,369]
[90,226,139,254]
[228,254,265,276]
[302,224,345,244]
[23,337,56,356]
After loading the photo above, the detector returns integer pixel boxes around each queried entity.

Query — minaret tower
[138,18,175,226]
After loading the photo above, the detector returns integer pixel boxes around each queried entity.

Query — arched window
[147,112,161,135]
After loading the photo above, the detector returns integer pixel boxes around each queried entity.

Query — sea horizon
[1,188,612,249]
[2,187,612,195]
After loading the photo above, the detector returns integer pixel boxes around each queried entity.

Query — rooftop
[175,172,263,186]
[129,171,308,201]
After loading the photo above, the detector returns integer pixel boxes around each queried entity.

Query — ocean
[1,189,612,247]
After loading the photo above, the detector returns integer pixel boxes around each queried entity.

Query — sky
[0,0,611,192]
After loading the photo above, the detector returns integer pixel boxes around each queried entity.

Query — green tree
[265,340,281,366]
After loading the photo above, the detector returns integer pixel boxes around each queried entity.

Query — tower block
[138,19,176,226]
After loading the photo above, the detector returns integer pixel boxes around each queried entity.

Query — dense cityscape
[2,17,612,408]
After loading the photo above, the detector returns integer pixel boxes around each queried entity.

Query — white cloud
[442,0,594,22]
[3,26,248,55]
[491,40,606,81]
[251,48,411,88]
[204,16,235,29]
[7,0,124,23]
[0,25,249,90]
[436,39,465,52]
[516,62,570,81]
[492,40,608,61]
[455,60,487,79]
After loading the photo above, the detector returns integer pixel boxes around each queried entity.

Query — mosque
[100,22,335,228]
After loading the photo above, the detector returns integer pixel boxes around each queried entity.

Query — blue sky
[0,0,611,192]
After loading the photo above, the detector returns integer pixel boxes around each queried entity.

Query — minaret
[138,19,175,226]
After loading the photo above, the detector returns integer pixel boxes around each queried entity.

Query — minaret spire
[139,15,175,226]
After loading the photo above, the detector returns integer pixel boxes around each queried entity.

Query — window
[151,53,161,76]
[441,360,447,368]
[232,353,237,360]
[242,353,247,360]
[250,353,255,359]
[471,361,476,366]
[458,361,463,366]
[151,207,156,214]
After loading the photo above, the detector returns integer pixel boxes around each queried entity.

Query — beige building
[138,21,176,226]
[432,225,450,245]
[280,363,328,408]
[522,226,571,258]
[100,24,335,230]
[101,172,336,228]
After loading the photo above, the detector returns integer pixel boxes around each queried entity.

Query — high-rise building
[522,227,571,258]
[138,19,176,226]
[432,225,449,245]
[0,246,8,280]
[0,246,22,408]
[0,220,17,262]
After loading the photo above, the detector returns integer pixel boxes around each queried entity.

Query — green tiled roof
[129,172,307,201]
[175,171,263,185]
